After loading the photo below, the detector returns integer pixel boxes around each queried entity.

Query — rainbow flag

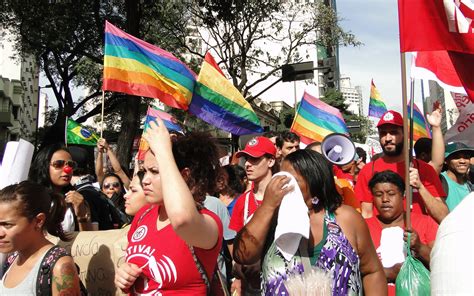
[368,79,387,118]
[408,102,431,141]
[189,52,263,135]
[290,92,348,145]
[103,21,196,110]
[137,106,183,160]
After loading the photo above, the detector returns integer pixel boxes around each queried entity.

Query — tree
[161,0,360,97]
[321,89,373,143]
[0,0,188,166]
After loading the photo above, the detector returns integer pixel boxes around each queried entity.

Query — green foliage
[321,89,372,143]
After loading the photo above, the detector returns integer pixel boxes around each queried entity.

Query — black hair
[223,164,247,196]
[305,141,322,151]
[275,131,300,149]
[101,172,125,193]
[28,143,71,191]
[368,170,405,194]
[262,131,279,139]
[283,149,342,213]
[355,147,367,163]
[414,137,432,159]
[172,132,220,202]
[0,181,70,241]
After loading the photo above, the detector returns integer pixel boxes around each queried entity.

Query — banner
[444,92,474,146]
[48,227,130,296]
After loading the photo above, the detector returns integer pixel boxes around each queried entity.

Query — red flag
[398,0,474,53]
[411,51,466,94]
[398,0,474,101]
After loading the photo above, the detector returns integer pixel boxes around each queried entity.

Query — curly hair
[368,170,405,194]
[0,181,70,241]
[172,132,220,202]
[28,143,71,191]
[283,149,342,213]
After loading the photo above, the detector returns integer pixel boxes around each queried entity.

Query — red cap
[377,110,403,128]
[236,136,276,158]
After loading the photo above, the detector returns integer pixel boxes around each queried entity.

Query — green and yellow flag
[66,119,99,146]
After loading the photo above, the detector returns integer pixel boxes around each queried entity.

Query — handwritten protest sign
[48,227,130,296]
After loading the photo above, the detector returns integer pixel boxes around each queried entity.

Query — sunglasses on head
[103,182,120,189]
[50,160,77,170]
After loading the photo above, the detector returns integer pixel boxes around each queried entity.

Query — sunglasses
[50,160,77,170]
[103,182,121,189]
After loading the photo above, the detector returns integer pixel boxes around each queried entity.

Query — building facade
[340,75,363,116]
[0,29,40,155]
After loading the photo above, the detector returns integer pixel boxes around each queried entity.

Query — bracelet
[77,213,91,223]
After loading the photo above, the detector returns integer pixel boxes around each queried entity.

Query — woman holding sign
[114,117,223,295]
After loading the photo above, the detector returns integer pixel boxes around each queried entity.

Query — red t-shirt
[355,158,446,215]
[229,190,262,232]
[365,213,438,296]
[126,205,223,295]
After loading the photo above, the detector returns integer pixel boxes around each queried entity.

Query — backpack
[4,246,87,295]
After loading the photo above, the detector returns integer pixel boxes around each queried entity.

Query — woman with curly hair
[115,118,223,295]
[233,149,386,295]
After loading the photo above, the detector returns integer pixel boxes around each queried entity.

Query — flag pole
[400,53,412,231]
[64,116,68,147]
[100,90,105,138]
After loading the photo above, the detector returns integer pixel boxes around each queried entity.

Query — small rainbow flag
[189,52,263,135]
[103,21,196,110]
[137,106,183,160]
[368,79,387,118]
[408,102,431,141]
[290,92,348,145]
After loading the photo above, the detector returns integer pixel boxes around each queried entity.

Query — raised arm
[95,139,106,184]
[410,167,448,223]
[426,106,445,174]
[233,175,292,265]
[143,118,219,250]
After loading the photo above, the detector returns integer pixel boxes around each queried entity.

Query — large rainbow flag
[408,101,431,141]
[103,21,196,110]
[368,79,387,118]
[189,52,263,135]
[290,92,348,145]
[137,106,184,160]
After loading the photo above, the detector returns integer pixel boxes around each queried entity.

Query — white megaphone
[321,133,356,166]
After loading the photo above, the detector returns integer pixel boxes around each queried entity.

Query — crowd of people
[0,106,472,295]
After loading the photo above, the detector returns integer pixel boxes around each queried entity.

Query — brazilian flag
[66,119,99,146]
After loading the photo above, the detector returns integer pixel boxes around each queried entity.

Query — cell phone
[433,101,440,110]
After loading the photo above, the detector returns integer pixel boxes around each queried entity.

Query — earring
[311,196,319,206]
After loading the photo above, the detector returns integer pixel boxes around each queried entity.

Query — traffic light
[322,57,337,87]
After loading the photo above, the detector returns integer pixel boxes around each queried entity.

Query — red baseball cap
[377,110,403,128]
[236,136,276,158]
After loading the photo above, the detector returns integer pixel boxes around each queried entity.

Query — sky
[337,0,403,115]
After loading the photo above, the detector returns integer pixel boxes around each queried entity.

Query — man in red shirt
[355,110,448,223]
[229,136,276,232]
[229,136,276,295]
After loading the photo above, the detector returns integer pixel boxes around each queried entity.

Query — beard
[382,141,404,156]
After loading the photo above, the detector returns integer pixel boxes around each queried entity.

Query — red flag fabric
[399,0,474,102]
[411,51,466,94]
[398,0,474,53]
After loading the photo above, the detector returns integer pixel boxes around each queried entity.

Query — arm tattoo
[53,262,77,295]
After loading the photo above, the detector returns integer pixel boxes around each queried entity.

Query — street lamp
[34,84,51,153]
